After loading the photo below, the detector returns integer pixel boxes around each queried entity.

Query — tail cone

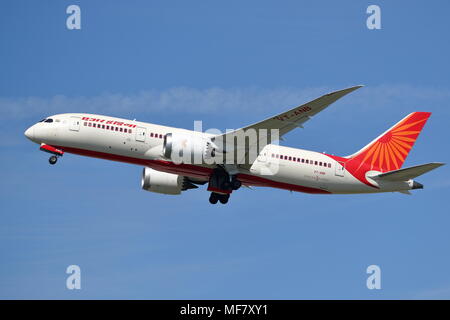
[412,181,424,189]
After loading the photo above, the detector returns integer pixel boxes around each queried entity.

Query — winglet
[325,84,364,97]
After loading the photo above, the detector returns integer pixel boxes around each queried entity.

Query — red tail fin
[347,112,431,173]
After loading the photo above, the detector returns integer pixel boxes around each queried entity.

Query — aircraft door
[69,116,81,131]
[135,127,147,142]
[257,151,267,163]
[335,161,345,177]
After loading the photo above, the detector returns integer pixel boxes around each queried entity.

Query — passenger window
[120,128,123,132]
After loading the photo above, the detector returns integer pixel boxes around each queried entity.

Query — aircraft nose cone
[24,126,34,140]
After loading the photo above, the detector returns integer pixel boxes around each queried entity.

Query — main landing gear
[207,168,242,205]
[209,192,230,204]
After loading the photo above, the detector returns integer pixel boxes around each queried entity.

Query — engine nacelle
[141,167,198,195]
[163,132,215,164]
[141,167,183,195]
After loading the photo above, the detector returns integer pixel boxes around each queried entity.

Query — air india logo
[353,112,431,173]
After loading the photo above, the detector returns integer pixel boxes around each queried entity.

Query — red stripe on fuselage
[55,145,331,194]
[236,174,330,194]
[55,145,212,180]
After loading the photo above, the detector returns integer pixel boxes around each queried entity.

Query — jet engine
[141,167,197,195]
[162,133,216,164]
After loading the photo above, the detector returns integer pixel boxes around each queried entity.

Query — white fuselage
[24,113,414,195]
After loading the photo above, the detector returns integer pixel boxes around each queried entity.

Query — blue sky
[1,0,449,299]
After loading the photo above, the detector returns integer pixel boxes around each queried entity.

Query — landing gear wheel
[219,194,230,204]
[49,156,58,165]
[231,178,242,190]
[209,193,219,204]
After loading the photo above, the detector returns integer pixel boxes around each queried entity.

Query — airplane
[24,85,444,204]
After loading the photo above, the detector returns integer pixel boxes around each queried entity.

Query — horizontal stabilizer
[370,162,445,181]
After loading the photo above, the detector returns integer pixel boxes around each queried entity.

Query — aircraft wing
[214,85,363,165]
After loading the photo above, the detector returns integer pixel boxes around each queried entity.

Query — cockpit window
[44,118,53,123]
[39,119,46,122]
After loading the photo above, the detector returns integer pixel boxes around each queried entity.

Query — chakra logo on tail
[348,112,431,174]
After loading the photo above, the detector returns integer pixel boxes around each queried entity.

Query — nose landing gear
[49,155,58,165]
[40,144,64,165]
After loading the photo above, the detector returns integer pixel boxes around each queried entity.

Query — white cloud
[0,86,329,119]
[346,84,450,112]
[1,84,449,120]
